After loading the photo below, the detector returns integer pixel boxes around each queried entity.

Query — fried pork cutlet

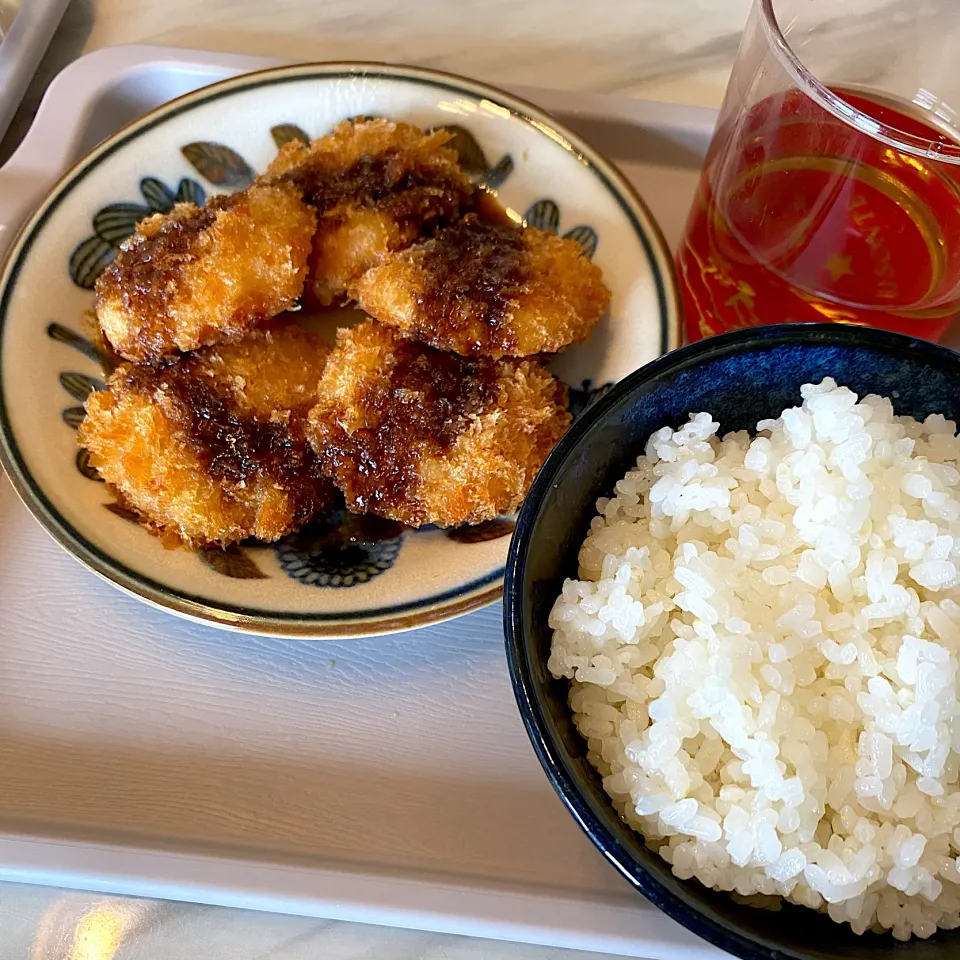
[349,215,610,359]
[95,183,317,363]
[263,119,474,305]
[78,324,334,548]
[307,321,570,528]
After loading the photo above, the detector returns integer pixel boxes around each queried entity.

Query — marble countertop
[0,0,754,163]
[0,1,753,958]
[3,884,644,960]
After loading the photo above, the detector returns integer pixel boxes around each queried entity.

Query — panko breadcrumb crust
[307,320,571,527]
[263,119,474,306]
[82,117,612,548]
[351,215,610,358]
[79,324,334,547]
[95,183,316,363]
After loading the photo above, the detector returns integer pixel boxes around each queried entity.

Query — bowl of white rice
[504,323,960,958]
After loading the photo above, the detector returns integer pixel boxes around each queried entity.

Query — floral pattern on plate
[0,62,678,636]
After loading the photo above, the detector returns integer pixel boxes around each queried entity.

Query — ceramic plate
[0,61,680,638]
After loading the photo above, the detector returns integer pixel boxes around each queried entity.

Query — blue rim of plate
[0,60,681,638]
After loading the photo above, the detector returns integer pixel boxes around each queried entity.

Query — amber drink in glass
[678,0,960,342]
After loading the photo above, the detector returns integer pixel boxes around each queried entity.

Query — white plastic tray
[0,0,69,143]
[0,45,724,960]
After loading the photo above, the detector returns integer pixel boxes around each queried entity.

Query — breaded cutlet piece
[307,321,570,528]
[349,215,610,359]
[263,119,474,305]
[95,183,317,363]
[78,324,335,548]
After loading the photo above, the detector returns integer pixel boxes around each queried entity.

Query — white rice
[548,379,960,940]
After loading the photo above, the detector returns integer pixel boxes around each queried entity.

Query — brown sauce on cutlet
[299,153,466,209]
[385,181,469,236]
[317,341,502,517]
[415,216,526,355]
[279,151,471,235]
[96,195,236,318]
[119,359,330,526]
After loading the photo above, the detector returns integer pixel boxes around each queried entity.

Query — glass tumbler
[677,0,960,343]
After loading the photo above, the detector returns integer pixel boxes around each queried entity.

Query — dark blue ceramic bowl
[504,323,960,960]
